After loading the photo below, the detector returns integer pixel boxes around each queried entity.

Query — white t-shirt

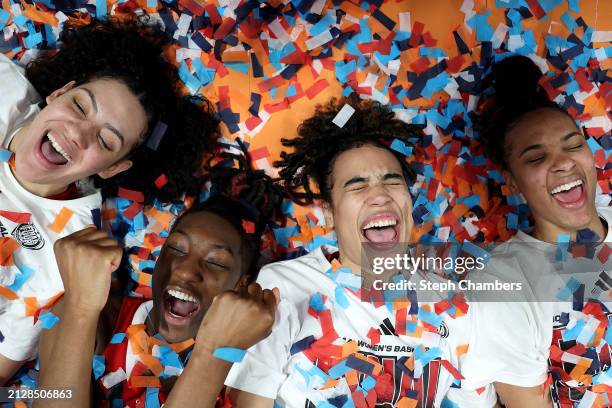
[225,246,497,407]
[461,207,612,406]
[0,54,102,361]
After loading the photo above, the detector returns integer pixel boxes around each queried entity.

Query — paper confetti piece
[0,148,13,162]
[212,347,247,363]
[331,104,355,128]
[38,311,60,329]
[48,207,74,234]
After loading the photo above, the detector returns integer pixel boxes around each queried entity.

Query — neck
[532,211,606,243]
[9,127,70,197]
[338,252,361,275]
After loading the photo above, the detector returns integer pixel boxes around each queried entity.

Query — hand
[194,282,280,354]
[53,227,123,314]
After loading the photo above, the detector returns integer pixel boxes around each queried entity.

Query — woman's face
[504,108,599,240]
[13,78,147,189]
[151,212,245,343]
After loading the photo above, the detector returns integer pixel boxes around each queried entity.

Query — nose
[365,184,393,206]
[65,119,96,149]
[170,256,204,283]
[551,151,576,173]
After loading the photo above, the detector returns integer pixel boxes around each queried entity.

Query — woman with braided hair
[34,145,284,407]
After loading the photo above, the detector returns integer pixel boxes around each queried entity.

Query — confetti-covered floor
[1,0,611,406]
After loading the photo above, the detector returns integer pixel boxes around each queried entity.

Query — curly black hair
[173,140,284,277]
[25,16,219,203]
[477,55,577,169]
[275,96,422,205]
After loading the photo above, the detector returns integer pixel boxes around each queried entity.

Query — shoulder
[597,206,612,224]
[257,247,332,303]
[0,54,39,106]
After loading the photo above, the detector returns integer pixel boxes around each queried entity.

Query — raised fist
[54,226,123,314]
[195,282,279,353]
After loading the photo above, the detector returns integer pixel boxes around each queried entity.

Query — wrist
[60,298,103,320]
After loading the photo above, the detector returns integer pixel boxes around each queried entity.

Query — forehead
[172,211,243,250]
[332,145,404,182]
[507,108,578,148]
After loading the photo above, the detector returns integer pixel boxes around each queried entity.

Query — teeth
[47,133,72,162]
[363,218,397,230]
[550,180,583,195]
[167,289,198,304]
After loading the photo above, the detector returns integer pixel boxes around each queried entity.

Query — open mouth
[39,132,72,165]
[361,213,400,246]
[550,179,586,208]
[163,288,201,326]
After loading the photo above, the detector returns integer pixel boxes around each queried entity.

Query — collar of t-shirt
[46,183,79,200]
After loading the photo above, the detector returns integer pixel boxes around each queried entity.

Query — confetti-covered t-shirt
[461,207,612,407]
[226,246,497,407]
[0,54,102,361]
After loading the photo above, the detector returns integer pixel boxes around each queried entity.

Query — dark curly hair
[173,140,284,277]
[477,55,577,169]
[25,16,219,203]
[275,96,421,205]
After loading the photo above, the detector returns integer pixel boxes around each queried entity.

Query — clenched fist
[54,227,123,314]
[194,282,279,355]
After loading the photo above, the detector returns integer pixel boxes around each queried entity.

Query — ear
[322,202,334,228]
[97,159,133,179]
[502,169,519,193]
[45,81,76,105]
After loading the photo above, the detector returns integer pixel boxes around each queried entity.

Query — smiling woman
[16,16,219,202]
[460,55,611,408]
[34,150,285,408]
[0,16,219,386]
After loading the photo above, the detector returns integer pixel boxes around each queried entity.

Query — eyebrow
[81,87,125,148]
[518,131,583,158]
[343,176,368,188]
[382,173,404,181]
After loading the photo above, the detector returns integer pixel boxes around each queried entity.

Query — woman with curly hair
[0,17,218,383]
[225,97,498,407]
[35,152,283,407]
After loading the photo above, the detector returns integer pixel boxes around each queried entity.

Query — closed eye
[167,245,187,256]
[206,260,228,269]
[73,99,85,116]
[526,156,544,164]
[568,144,584,151]
[98,135,112,151]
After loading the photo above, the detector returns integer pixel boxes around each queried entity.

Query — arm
[35,298,100,407]
[494,382,552,408]
[0,355,24,386]
[164,283,279,408]
[34,227,122,408]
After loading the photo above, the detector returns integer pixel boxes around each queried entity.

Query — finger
[233,275,250,294]
[100,247,123,271]
[272,287,280,305]
[81,230,112,242]
[90,237,121,248]
[262,288,279,310]
[68,226,98,238]
[246,282,263,300]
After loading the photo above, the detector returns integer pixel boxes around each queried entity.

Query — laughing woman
[459,55,611,407]
[35,160,283,407]
[0,17,218,384]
